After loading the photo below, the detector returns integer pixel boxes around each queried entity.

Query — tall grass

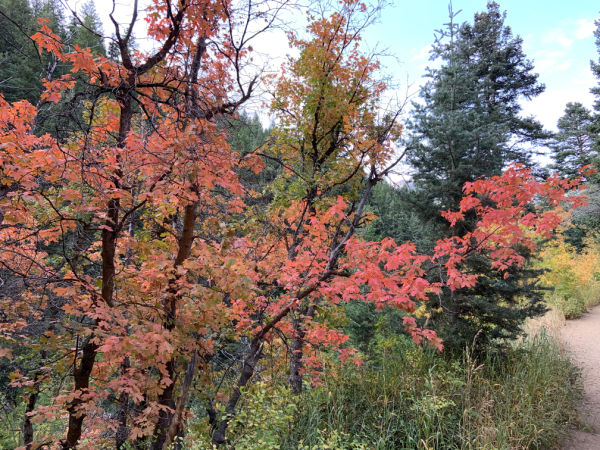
[280,333,581,449]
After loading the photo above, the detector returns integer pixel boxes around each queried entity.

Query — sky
[74,0,599,132]
[363,0,600,131]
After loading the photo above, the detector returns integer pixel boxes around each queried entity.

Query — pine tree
[0,0,40,103]
[551,102,597,178]
[68,0,105,55]
[363,182,435,248]
[591,18,600,115]
[403,1,547,353]
[0,0,105,112]
[407,2,545,227]
[587,17,600,165]
[553,22,600,245]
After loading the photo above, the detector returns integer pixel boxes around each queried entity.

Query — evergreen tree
[407,2,545,229]
[0,1,106,125]
[0,0,40,103]
[402,2,547,352]
[0,0,69,105]
[588,17,600,164]
[551,102,597,178]
[362,181,434,248]
[68,0,105,55]
[591,18,600,116]
[552,23,600,245]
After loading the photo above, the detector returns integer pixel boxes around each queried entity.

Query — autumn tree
[207,2,414,442]
[0,0,282,447]
[207,2,586,445]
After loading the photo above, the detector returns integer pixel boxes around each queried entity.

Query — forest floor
[560,304,600,449]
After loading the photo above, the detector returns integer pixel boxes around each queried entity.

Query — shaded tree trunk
[288,324,304,395]
[116,357,131,449]
[211,342,263,447]
[23,384,39,449]
[151,203,197,450]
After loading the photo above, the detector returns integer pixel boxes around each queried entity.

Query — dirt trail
[560,304,600,449]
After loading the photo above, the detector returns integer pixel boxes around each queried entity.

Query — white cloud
[521,69,595,131]
[525,15,597,132]
[543,29,574,49]
[575,19,596,40]
[411,44,432,62]
[533,49,572,73]
[542,18,596,49]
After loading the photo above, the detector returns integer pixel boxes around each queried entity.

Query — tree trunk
[62,93,130,449]
[23,386,39,449]
[116,357,131,449]
[288,317,305,395]
[163,350,198,449]
[211,342,263,446]
[151,203,197,449]
[63,337,100,449]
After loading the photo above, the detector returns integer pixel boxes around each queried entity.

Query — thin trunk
[288,304,316,395]
[151,202,197,450]
[116,212,137,449]
[288,318,305,395]
[116,357,131,449]
[212,342,263,447]
[163,350,198,449]
[62,94,130,449]
[64,337,100,448]
[23,349,49,448]
[23,383,39,449]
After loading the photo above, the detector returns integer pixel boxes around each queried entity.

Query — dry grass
[523,307,566,338]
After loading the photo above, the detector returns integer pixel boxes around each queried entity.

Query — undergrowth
[277,333,581,449]
[183,333,580,449]
[537,236,600,319]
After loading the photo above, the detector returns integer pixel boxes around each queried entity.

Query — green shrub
[186,381,297,450]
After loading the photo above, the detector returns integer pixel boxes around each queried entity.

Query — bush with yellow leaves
[537,235,600,318]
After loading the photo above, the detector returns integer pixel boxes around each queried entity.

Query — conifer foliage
[401,1,550,351]
[551,102,597,179]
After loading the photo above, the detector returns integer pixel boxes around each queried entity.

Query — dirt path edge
[560,304,600,449]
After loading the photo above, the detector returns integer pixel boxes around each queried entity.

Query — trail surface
[561,304,600,449]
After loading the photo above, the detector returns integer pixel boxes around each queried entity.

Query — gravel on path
[560,304,600,450]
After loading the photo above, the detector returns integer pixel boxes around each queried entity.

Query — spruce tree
[552,22,600,244]
[551,102,597,178]
[407,2,545,227]
[591,18,600,116]
[363,182,434,248]
[551,103,600,248]
[588,18,600,164]
[403,2,547,352]
[0,0,41,103]
[68,0,105,55]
